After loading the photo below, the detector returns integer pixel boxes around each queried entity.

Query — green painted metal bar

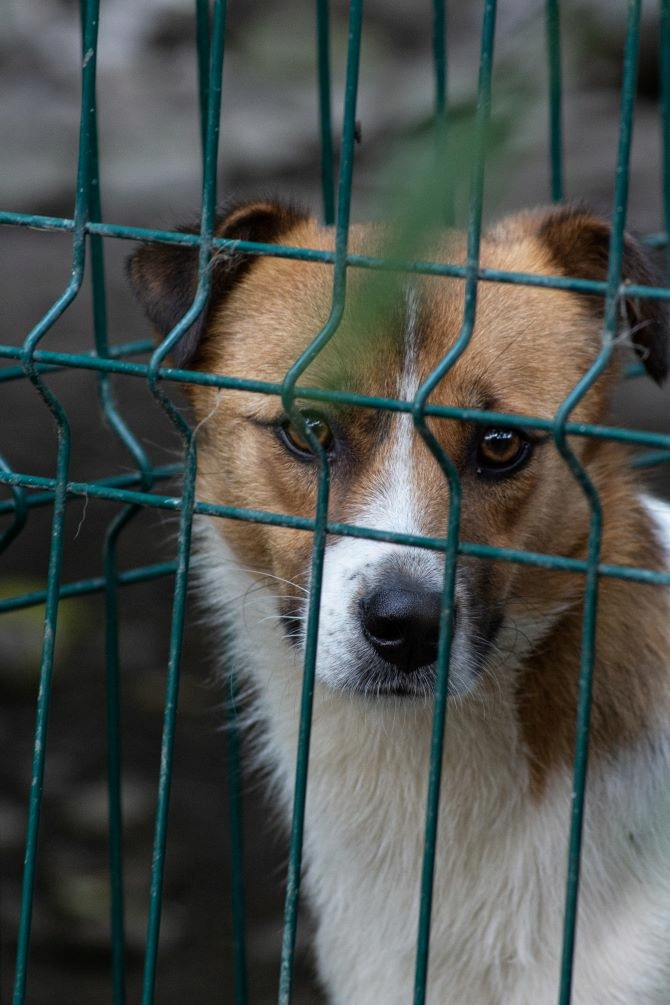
[18,466,670,551]
[11,2,100,1001]
[196,0,212,158]
[86,67,129,1005]
[197,7,248,999]
[0,562,177,615]
[82,20,160,992]
[316,0,335,224]
[546,0,564,201]
[103,510,135,1005]
[194,3,249,999]
[0,210,75,230]
[140,1,228,1000]
[0,455,28,551]
[276,2,362,1001]
[412,2,497,1001]
[432,0,453,223]
[433,0,447,153]
[631,448,670,468]
[555,3,642,1002]
[224,670,248,1005]
[2,210,670,303]
[0,464,180,518]
[0,339,154,383]
[643,230,670,247]
[4,340,670,447]
[3,520,669,623]
[661,0,670,280]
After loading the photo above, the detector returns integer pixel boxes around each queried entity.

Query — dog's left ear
[537,206,668,384]
[126,200,309,368]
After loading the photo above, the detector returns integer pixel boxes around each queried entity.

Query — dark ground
[1,2,669,1003]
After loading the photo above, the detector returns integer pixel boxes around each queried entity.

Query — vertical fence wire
[193,6,250,1001]
[411,2,498,1001]
[316,0,336,225]
[224,674,248,1005]
[11,2,101,1001]
[196,0,212,158]
[103,512,132,1005]
[432,0,452,223]
[140,2,227,1001]
[661,0,670,279]
[432,0,447,147]
[86,51,128,1005]
[276,3,363,1001]
[555,2,642,1001]
[546,0,564,202]
[81,17,160,999]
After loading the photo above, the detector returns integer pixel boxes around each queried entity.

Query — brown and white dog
[129,202,670,1004]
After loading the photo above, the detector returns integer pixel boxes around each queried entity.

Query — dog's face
[129,203,667,699]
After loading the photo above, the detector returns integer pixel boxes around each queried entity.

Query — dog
[129,202,670,1004]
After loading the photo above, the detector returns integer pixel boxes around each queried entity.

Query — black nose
[359,586,449,673]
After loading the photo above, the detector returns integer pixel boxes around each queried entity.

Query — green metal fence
[1,1,670,1004]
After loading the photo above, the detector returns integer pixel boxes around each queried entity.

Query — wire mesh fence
[1,1,670,1004]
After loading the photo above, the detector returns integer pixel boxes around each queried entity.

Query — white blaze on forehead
[401,284,421,394]
[313,288,486,694]
[318,283,438,606]
[346,285,426,539]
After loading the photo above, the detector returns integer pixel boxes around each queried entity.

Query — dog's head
[128,201,668,699]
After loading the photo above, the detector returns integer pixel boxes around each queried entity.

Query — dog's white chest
[297,714,670,1005]
[297,703,555,1005]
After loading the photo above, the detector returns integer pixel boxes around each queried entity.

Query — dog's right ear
[126,200,309,368]
[536,206,669,385]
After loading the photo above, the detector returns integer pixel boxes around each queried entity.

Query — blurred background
[1,1,669,1002]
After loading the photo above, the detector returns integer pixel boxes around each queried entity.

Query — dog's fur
[129,203,670,1004]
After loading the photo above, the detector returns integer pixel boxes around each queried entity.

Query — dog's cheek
[487,464,590,622]
[461,557,509,625]
[205,509,313,610]
[461,467,545,553]
[269,528,313,604]
[194,422,317,582]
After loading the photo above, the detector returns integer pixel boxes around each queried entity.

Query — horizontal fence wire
[4,210,670,299]
[1,1,669,1004]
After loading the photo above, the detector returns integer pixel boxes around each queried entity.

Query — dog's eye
[277,411,334,460]
[476,427,532,478]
